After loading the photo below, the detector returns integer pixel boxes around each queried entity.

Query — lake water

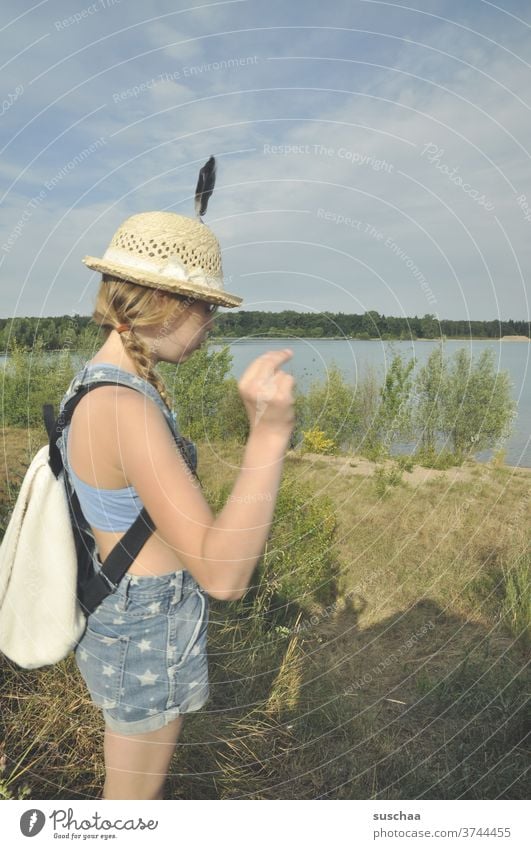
[208,338,530,469]
[2,338,529,467]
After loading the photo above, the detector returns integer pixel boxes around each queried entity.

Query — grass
[0,426,529,799]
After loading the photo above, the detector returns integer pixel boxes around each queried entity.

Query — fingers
[245,349,294,380]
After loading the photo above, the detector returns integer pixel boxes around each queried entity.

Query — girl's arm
[117,350,295,600]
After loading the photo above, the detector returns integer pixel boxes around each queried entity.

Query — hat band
[102,247,223,293]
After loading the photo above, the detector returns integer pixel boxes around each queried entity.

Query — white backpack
[0,444,85,668]
[0,375,197,670]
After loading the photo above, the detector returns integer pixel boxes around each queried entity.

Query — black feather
[194,155,217,218]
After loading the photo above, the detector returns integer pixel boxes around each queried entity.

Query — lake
[208,338,530,469]
[1,338,529,467]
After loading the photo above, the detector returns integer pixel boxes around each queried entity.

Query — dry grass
[1,430,529,799]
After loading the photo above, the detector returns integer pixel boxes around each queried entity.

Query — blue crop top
[59,362,197,534]
[66,434,144,532]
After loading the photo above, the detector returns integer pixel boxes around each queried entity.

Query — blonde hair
[91,274,191,411]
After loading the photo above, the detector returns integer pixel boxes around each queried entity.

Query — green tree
[296,363,358,451]
[373,353,416,451]
[415,344,446,451]
[440,348,516,457]
[217,376,250,443]
[160,342,233,442]
[420,313,440,339]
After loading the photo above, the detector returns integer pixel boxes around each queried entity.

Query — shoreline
[2,337,528,356]
[208,336,530,343]
[287,447,531,478]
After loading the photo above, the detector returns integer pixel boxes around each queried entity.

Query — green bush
[216,376,250,443]
[301,427,337,455]
[413,446,463,469]
[359,353,415,459]
[1,339,76,427]
[415,344,446,451]
[201,474,338,617]
[256,475,338,610]
[445,348,516,456]
[160,342,233,442]
[502,550,530,651]
[395,454,415,472]
[296,363,358,451]
[353,365,382,455]
[373,463,404,497]
[415,346,516,458]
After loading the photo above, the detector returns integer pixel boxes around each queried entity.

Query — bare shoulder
[72,383,144,423]
[68,385,166,484]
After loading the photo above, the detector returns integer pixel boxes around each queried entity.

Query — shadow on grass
[0,593,528,800]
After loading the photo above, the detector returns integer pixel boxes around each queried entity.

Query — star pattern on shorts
[137,669,159,686]
[137,639,152,653]
[91,370,108,381]
[147,601,161,614]
[190,644,201,657]
[78,648,88,662]
[188,681,199,689]
[102,664,116,677]
[112,617,126,625]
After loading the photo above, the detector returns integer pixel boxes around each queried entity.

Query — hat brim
[82,256,243,308]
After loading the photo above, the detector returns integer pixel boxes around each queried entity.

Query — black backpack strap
[78,507,156,614]
[46,385,97,479]
[43,403,57,442]
[43,381,160,614]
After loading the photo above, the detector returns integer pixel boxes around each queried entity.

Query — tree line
[2,336,516,471]
[0,311,528,351]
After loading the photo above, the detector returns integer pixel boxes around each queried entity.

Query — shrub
[216,376,250,444]
[413,346,516,459]
[415,344,446,451]
[296,362,358,451]
[353,364,382,455]
[301,427,337,455]
[160,342,233,442]
[203,474,338,615]
[424,348,515,457]
[395,454,415,472]
[502,550,530,651]
[1,339,76,427]
[256,475,338,609]
[361,353,415,457]
[413,447,463,469]
[373,463,404,497]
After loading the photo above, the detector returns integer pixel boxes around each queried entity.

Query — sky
[0,0,530,322]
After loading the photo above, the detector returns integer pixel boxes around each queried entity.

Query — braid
[119,328,172,412]
[93,274,190,414]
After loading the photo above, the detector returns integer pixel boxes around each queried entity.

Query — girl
[59,200,295,800]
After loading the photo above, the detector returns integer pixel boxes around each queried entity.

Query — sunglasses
[183,296,219,317]
[203,302,219,317]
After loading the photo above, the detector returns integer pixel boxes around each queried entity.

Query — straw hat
[81,157,243,309]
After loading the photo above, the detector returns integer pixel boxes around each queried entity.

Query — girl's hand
[238,349,296,436]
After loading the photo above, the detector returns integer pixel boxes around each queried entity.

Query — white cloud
[1,0,529,321]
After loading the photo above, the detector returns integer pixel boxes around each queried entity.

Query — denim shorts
[74,559,210,735]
